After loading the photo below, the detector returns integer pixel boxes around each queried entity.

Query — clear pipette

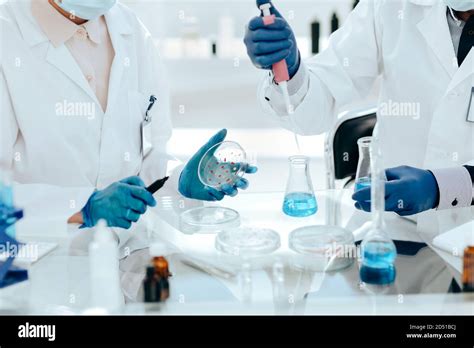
[260,3,301,152]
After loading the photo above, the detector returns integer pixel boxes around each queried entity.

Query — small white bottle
[89,220,123,313]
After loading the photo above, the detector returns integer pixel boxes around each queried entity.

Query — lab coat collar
[9,0,50,47]
[10,0,133,46]
[416,1,458,79]
[7,0,101,107]
[103,3,134,114]
[446,48,474,94]
[104,3,133,36]
[31,0,80,48]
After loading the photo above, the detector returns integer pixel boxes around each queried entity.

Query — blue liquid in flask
[283,192,318,217]
[360,241,397,285]
[355,177,371,192]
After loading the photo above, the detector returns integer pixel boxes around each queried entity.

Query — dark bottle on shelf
[463,246,474,292]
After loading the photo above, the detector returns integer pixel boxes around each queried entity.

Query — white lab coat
[0,0,181,248]
[260,0,474,239]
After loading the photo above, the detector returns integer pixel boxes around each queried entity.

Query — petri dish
[289,225,355,272]
[215,227,281,258]
[179,206,241,234]
[198,141,248,189]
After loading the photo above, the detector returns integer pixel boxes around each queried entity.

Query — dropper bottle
[89,220,123,312]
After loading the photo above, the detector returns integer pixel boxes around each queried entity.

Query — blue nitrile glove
[179,129,258,201]
[352,166,440,216]
[81,176,157,229]
[244,0,300,78]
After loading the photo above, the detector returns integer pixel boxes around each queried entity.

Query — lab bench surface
[0,190,472,315]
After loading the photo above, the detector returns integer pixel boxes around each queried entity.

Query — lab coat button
[86,75,94,82]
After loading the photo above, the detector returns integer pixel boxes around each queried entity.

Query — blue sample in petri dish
[360,241,397,285]
[282,192,318,217]
[355,176,371,192]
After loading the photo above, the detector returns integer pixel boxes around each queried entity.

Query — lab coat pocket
[128,91,153,158]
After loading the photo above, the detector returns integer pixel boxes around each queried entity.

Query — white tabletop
[0,190,472,315]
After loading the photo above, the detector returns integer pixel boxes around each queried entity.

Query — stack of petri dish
[179,141,249,235]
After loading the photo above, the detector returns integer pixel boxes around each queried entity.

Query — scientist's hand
[244,0,300,78]
[81,176,157,229]
[179,129,258,201]
[352,166,439,216]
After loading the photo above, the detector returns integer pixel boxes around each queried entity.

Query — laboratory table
[0,190,473,315]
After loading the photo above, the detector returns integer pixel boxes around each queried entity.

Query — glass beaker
[355,137,372,192]
[282,156,317,217]
[359,139,397,286]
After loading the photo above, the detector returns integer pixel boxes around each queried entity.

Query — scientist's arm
[353,164,474,216]
[245,0,382,135]
[0,68,95,229]
[429,164,474,209]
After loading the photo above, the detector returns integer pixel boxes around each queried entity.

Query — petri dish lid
[289,225,355,255]
[215,227,281,257]
[289,225,355,272]
[179,206,241,234]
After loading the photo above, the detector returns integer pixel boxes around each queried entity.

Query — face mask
[54,0,117,20]
[444,0,474,11]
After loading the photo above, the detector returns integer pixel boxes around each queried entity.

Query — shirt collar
[447,7,464,27]
[83,19,102,45]
[31,0,102,47]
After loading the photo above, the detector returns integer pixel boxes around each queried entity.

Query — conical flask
[355,137,372,192]
[282,156,317,217]
[359,139,397,285]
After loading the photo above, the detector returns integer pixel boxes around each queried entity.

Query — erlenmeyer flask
[359,139,397,286]
[355,137,372,192]
[282,156,317,217]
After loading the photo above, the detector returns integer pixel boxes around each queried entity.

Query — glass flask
[354,137,372,192]
[359,139,397,286]
[282,156,317,217]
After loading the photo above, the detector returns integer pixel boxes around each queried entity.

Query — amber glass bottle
[463,247,474,292]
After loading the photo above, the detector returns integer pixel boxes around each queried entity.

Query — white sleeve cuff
[287,62,308,95]
[431,167,473,210]
[264,63,310,117]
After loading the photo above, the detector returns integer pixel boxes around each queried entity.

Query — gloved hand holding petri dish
[198,141,250,190]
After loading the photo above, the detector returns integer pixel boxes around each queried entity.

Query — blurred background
[120,0,374,193]
[13,0,377,193]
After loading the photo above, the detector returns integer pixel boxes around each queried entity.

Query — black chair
[325,107,377,189]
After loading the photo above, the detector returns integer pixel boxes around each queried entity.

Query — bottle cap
[94,220,114,244]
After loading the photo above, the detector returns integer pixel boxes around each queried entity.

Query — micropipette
[260,3,292,115]
[260,3,301,152]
